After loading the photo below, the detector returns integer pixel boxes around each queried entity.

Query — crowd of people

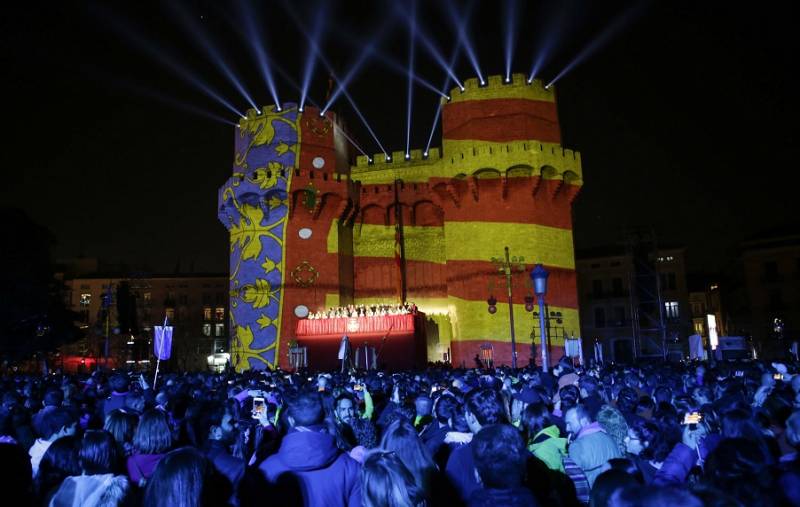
[1,356,799,506]
[307,303,418,319]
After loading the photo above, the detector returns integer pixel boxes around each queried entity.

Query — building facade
[738,231,800,357]
[61,273,228,372]
[218,74,583,370]
[576,247,689,362]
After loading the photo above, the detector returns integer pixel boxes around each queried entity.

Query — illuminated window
[215,324,225,337]
[215,307,225,321]
[80,293,91,307]
[202,324,212,337]
[143,292,152,303]
[694,321,704,335]
[203,307,212,321]
[664,301,679,319]
[165,308,175,321]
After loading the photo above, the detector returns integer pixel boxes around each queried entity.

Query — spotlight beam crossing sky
[2,0,797,275]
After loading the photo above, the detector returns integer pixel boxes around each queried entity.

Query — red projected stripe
[444,261,578,309]
[443,99,561,143]
[450,340,565,369]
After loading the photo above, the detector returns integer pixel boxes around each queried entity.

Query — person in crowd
[380,419,438,502]
[509,386,538,428]
[32,389,64,436]
[361,450,425,507]
[566,404,622,487]
[143,447,230,507]
[104,409,137,458]
[48,430,129,507]
[102,374,130,418]
[469,424,537,507]
[623,419,672,484]
[29,408,77,478]
[413,395,433,430]
[597,405,630,456]
[521,402,567,472]
[35,435,81,504]
[445,388,507,504]
[579,375,605,419]
[258,391,361,506]
[0,442,34,507]
[420,394,458,469]
[590,469,640,507]
[202,408,245,500]
[127,409,173,486]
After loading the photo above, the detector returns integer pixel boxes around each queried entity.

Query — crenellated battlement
[349,138,582,186]
[444,73,555,105]
[354,148,442,168]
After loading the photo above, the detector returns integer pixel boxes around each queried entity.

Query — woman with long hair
[48,430,129,507]
[35,435,81,504]
[127,410,173,486]
[104,409,137,458]
[143,447,229,507]
[361,451,424,507]
[379,419,438,500]
[520,402,567,472]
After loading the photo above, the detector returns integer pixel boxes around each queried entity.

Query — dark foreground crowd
[1,357,800,507]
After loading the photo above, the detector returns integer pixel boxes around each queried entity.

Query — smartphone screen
[682,412,702,425]
[252,397,266,419]
[353,384,363,391]
[774,374,784,381]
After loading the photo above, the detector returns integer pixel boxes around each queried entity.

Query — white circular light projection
[298,228,313,239]
[294,305,309,318]
[312,157,325,169]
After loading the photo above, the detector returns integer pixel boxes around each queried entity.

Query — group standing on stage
[308,302,418,319]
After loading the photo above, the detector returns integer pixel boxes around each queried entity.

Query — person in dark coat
[258,392,361,507]
[445,388,508,505]
[102,374,130,418]
[468,424,538,507]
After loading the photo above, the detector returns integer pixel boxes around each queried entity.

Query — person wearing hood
[258,391,361,507]
[521,402,568,473]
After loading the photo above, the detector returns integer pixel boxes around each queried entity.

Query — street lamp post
[531,264,550,372]
[489,246,526,369]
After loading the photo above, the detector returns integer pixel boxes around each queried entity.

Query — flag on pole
[154,324,174,360]
[394,219,403,302]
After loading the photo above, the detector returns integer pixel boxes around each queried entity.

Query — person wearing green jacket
[521,402,568,472]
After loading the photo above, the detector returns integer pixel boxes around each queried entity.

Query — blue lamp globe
[530,264,549,296]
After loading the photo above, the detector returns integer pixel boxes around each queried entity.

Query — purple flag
[154,326,173,360]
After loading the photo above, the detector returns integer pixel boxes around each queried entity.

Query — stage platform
[295,313,426,371]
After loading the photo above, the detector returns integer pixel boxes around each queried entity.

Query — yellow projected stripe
[447,296,579,346]
[444,221,575,269]
[351,225,446,264]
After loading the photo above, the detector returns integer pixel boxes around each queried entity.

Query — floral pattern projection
[218,106,300,371]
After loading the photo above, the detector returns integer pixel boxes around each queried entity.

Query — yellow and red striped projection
[222,74,582,370]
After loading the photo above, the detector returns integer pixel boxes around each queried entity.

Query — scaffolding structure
[626,229,668,359]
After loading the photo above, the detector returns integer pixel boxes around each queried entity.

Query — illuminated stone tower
[349,73,582,367]
[219,73,582,370]
[218,105,355,371]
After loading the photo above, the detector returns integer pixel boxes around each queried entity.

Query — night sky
[2,1,797,275]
